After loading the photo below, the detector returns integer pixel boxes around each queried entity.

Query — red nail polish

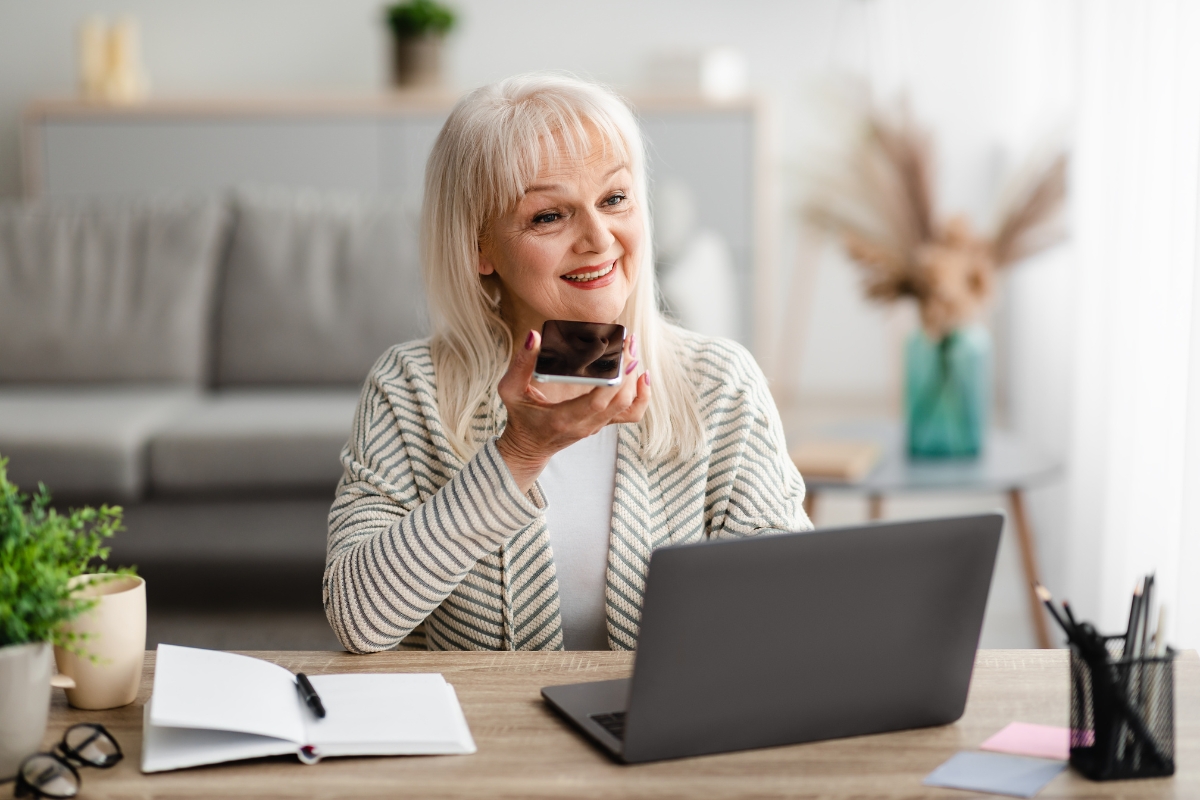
[625,360,639,375]
[525,331,536,350]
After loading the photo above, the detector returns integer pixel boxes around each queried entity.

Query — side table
[799,423,1061,649]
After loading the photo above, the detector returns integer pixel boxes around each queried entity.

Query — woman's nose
[573,208,616,254]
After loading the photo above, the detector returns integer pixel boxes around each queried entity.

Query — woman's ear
[477,230,496,276]
[477,248,496,276]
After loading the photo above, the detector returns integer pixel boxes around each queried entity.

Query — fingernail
[525,331,536,350]
[644,370,651,386]
[630,333,637,358]
[625,360,639,375]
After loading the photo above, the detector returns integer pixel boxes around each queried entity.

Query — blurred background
[0,0,1196,653]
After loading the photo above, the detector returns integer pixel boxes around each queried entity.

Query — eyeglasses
[14,724,122,799]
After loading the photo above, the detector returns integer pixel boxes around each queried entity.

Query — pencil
[1124,580,1144,659]
[1140,574,1155,658]
[1062,599,1078,629]
[1034,584,1073,642]
[1152,605,1168,657]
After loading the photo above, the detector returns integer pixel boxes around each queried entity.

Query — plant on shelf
[806,99,1067,458]
[385,0,457,89]
[0,455,132,778]
[386,0,456,38]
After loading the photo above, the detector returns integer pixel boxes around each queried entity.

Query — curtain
[1062,0,1200,647]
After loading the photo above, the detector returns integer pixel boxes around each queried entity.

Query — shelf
[25,90,763,122]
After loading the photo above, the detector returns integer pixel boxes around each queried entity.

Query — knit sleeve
[322,350,542,654]
[706,342,813,539]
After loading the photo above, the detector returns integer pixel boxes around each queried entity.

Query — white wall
[0,0,840,197]
[0,0,1073,400]
[0,1,379,197]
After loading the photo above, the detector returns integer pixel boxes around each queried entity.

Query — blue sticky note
[923,751,1067,798]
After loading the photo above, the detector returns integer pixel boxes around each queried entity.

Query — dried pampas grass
[807,101,1067,340]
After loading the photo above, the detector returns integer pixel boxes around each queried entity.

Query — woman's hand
[496,330,651,493]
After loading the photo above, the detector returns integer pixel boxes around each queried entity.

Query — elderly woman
[324,73,811,654]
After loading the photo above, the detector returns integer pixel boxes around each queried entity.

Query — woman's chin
[555,281,630,322]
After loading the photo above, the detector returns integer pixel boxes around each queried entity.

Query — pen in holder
[1069,635,1175,781]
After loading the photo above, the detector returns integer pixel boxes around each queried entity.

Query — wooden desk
[40,649,1198,799]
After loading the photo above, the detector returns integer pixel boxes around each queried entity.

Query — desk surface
[41,649,1198,799]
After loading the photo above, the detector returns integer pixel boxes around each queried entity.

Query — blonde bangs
[422,73,705,463]
[466,91,633,234]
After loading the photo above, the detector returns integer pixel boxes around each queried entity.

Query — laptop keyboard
[589,711,627,740]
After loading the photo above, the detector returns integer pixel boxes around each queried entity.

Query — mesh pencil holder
[1069,636,1175,781]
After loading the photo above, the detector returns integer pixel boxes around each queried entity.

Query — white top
[539,425,619,650]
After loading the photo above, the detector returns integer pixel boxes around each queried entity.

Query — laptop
[541,513,1003,763]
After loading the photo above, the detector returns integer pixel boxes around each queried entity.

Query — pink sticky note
[980,722,1070,761]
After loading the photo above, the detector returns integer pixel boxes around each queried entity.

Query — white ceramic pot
[0,641,53,781]
[55,574,146,710]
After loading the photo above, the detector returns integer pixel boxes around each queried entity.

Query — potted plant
[385,0,456,89]
[0,456,130,779]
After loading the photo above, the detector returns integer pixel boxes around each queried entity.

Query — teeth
[562,262,614,282]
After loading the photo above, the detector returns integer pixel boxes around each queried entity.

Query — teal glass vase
[904,325,990,458]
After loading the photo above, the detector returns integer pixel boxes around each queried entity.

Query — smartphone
[533,320,626,386]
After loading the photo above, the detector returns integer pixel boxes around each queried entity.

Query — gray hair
[422,72,704,461]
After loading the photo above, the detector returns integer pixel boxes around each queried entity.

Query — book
[141,644,476,773]
[790,440,881,482]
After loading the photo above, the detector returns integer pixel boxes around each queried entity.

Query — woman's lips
[561,260,617,289]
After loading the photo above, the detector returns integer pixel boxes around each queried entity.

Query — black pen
[296,672,326,719]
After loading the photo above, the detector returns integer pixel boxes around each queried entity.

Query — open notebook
[142,644,476,773]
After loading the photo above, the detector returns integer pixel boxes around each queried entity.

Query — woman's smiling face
[478,133,642,339]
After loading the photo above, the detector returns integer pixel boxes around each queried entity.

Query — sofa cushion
[0,196,226,383]
[0,387,199,501]
[148,389,359,493]
[215,189,427,386]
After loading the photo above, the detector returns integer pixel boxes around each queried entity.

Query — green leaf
[0,455,135,650]
[386,0,456,37]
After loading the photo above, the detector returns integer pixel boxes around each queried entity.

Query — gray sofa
[0,189,426,610]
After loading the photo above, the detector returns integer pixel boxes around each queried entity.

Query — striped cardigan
[323,330,812,653]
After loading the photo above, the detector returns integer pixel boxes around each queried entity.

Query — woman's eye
[533,212,561,224]
[603,193,626,207]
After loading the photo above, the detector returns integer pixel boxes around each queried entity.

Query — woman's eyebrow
[523,164,630,195]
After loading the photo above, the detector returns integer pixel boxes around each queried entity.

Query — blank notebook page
[304,673,472,753]
[151,644,305,743]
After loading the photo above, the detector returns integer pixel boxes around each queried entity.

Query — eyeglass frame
[14,723,123,799]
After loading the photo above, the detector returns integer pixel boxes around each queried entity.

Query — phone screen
[535,320,626,384]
